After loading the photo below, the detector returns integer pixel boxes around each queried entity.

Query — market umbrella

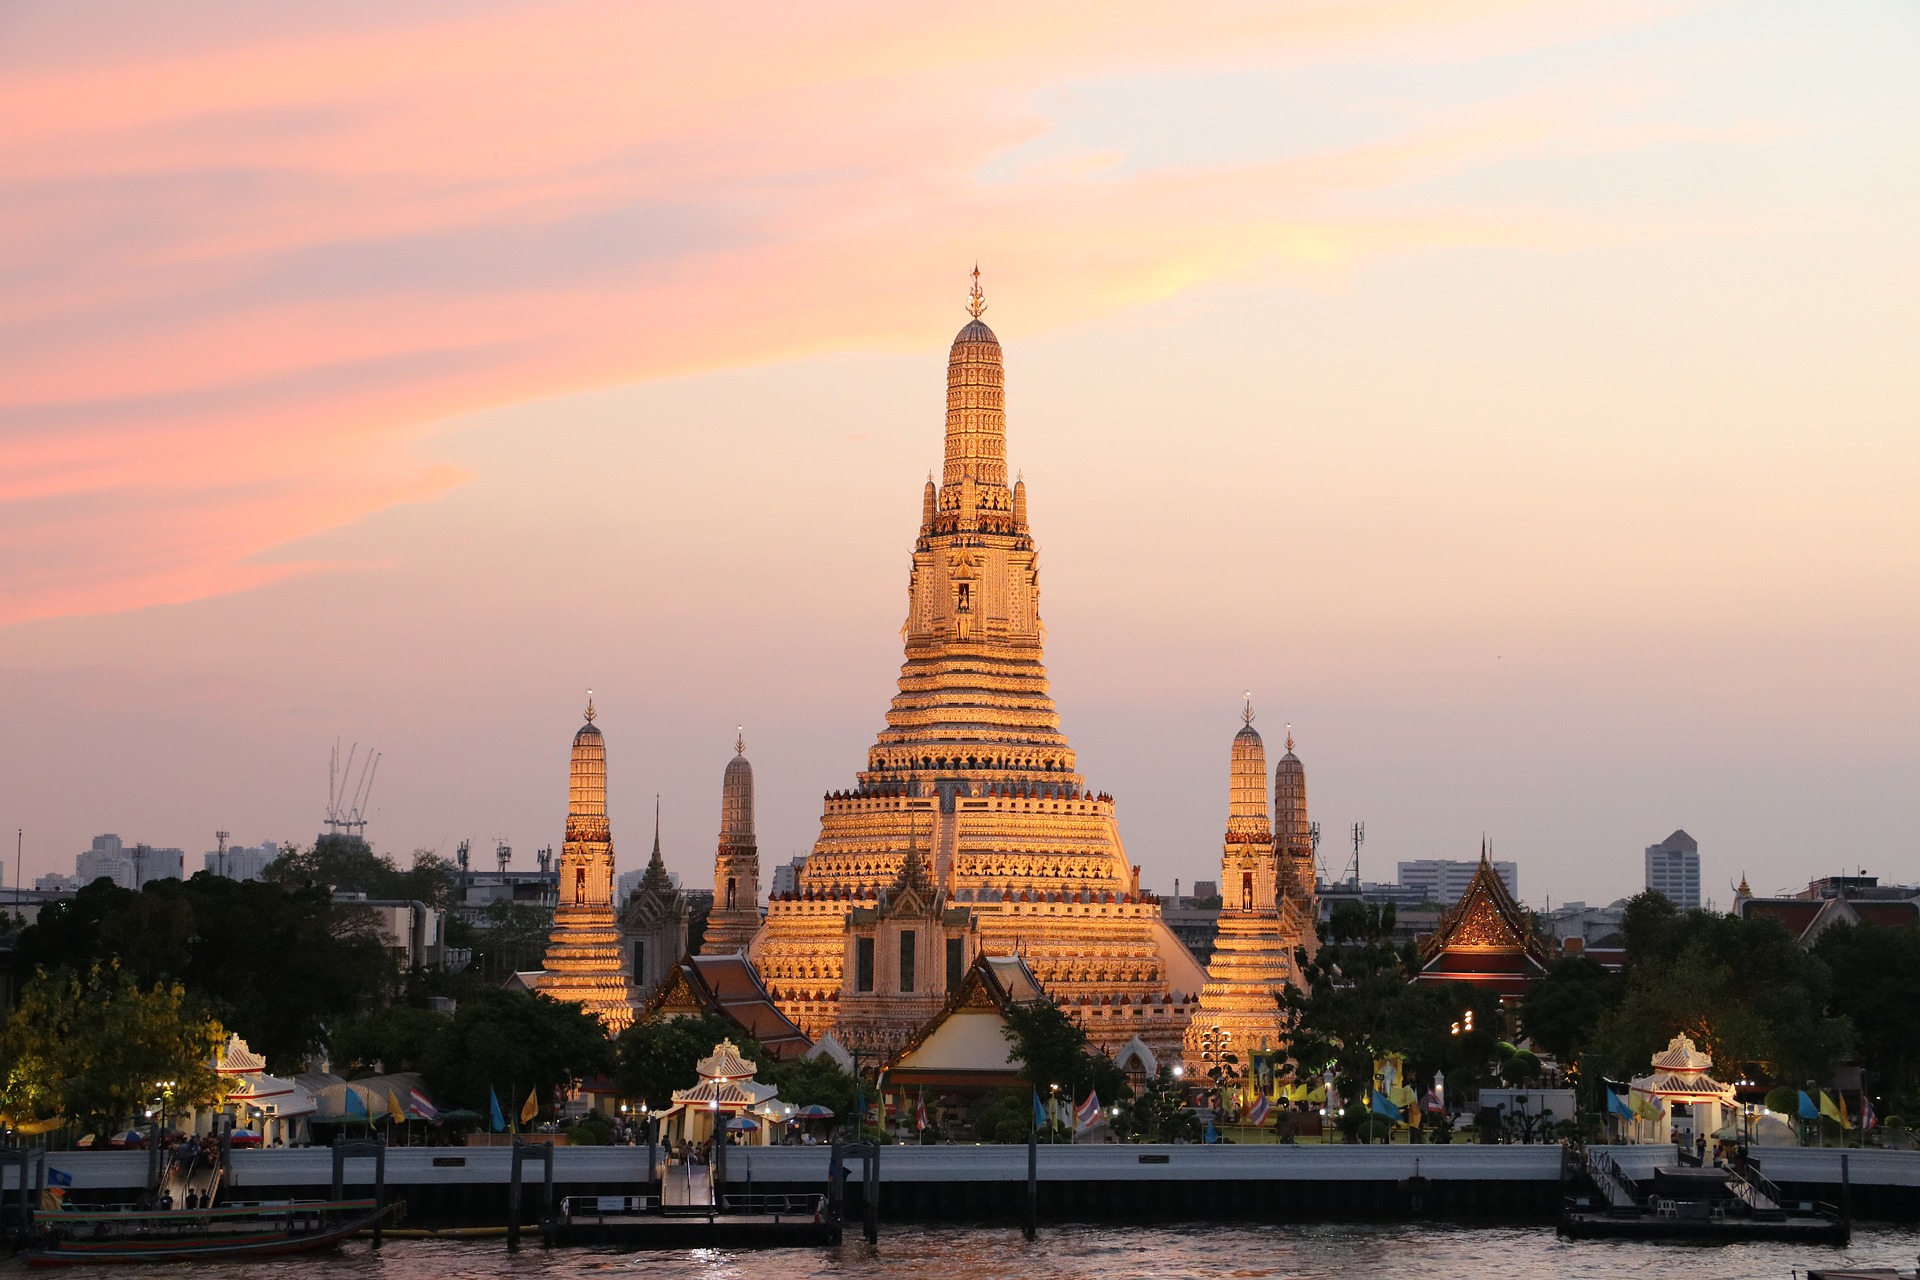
[796,1105,835,1119]
[107,1131,148,1149]
[228,1128,263,1148]
[437,1109,483,1123]
[725,1116,759,1132]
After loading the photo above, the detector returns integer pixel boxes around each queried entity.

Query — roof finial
[967,262,987,320]
[651,793,662,858]
[735,726,745,755]
[1285,723,1294,753]
[1242,691,1254,726]
[585,688,596,723]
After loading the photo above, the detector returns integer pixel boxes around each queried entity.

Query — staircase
[1585,1150,1641,1210]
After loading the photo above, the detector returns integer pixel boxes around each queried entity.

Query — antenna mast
[1348,821,1366,887]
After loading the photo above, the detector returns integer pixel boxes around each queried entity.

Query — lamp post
[1048,1083,1060,1145]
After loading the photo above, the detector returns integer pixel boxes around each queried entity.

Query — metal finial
[1242,691,1254,726]
[585,688,595,722]
[967,263,987,320]
[1286,723,1294,753]
[736,726,745,755]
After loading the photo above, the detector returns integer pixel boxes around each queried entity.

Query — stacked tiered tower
[748,271,1203,1061]
[540,696,637,1031]
[701,734,763,954]
[1184,702,1302,1079]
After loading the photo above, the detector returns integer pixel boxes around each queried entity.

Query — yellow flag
[388,1090,406,1122]
[1819,1091,1851,1129]
[521,1089,540,1125]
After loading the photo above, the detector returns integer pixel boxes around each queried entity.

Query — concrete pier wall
[4,1145,1915,1225]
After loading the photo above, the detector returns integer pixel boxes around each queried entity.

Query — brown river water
[17,1223,1920,1280]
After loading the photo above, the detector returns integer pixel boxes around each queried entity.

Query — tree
[422,989,613,1118]
[613,1014,763,1111]
[330,1004,453,1075]
[763,1054,859,1121]
[1521,955,1622,1066]
[1002,999,1125,1106]
[1594,909,1851,1086]
[1815,922,1920,1113]
[0,963,228,1136]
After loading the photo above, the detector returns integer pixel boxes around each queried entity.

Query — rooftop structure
[641,953,812,1061]
[1398,858,1518,905]
[1415,842,1550,1000]
[1645,829,1701,910]
[1734,874,1919,947]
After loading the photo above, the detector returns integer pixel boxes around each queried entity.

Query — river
[34,1223,1920,1279]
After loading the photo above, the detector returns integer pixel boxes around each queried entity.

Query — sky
[1,1,1916,909]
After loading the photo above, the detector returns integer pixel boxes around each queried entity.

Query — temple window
[856,938,875,993]
[946,937,965,991]
[899,930,917,992]
[1241,872,1253,911]
[726,876,738,911]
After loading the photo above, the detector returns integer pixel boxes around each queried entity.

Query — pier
[6,1146,1916,1230]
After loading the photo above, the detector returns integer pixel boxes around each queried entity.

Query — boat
[1802,1266,1919,1280]
[1559,1147,1850,1244]
[20,1198,397,1266]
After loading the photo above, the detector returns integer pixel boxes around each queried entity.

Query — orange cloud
[0,0,1693,627]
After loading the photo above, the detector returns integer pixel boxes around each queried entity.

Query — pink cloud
[0,0,1689,627]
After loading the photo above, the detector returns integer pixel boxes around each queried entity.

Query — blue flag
[1203,1119,1219,1144]
[1798,1090,1819,1120]
[1606,1089,1634,1120]
[344,1086,367,1118]
[489,1088,506,1133]
[1370,1089,1404,1122]
[1033,1090,1047,1130]
[46,1168,72,1188]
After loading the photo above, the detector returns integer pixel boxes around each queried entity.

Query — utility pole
[1349,822,1365,888]
[215,830,230,880]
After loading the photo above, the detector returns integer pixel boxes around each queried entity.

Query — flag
[1606,1089,1634,1121]
[489,1088,506,1132]
[1203,1119,1218,1144]
[1370,1089,1403,1123]
[521,1089,540,1125]
[1861,1094,1877,1131]
[1248,1094,1270,1127]
[1819,1090,1851,1130]
[1797,1090,1819,1120]
[1032,1090,1047,1131]
[344,1086,368,1118]
[915,1092,927,1132]
[46,1168,72,1188]
[408,1088,439,1122]
[388,1090,406,1123]
[1422,1087,1445,1113]
[1075,1089,1102,1131]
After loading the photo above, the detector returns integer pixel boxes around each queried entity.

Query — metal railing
[718,1193,826,1221]
[1584,1149,1640,1209]
[1727,1161,1783,1215]
[560,1195,654,1220]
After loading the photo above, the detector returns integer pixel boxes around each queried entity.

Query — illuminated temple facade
[540,697,638,1031]
[1184,705,1317,1075]
[741,275,1206,1062]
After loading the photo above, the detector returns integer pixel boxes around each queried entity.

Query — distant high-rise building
[35,872,79,892]
[1645,829,1700,910]
[1399,858,1518,905]
[770,854,807,900]
[202,841,279,882]
[76,836,183,889]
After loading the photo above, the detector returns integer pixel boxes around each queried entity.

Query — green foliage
[467,901,555,985]
[1520,955,1622,1065]
[330,1004,453,1075]
[614,1014,764,1111]
[566,1117,612,1146]
[1815,922,1920,1114]
[13,875,395,1072]
[972,1087,1035,1143]
[1765,1084,1799,1116]
[0,963,228,1135]
[1002,999,1125,1104]
[762,1054,859,1121]
[1594,902,1851,1084]
[422,989,613,1117]
[1120,1066,1200,1143]
[265,837,458,909]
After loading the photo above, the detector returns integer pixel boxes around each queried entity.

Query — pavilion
[1626,1032,1736,1147]
[658,1038,781,1149]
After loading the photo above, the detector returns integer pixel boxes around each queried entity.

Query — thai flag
[1862,1094,1877,1131]
[408,1088,439,1122]
[1074,1089,1102,1130]
[1248,1094,1270,1126]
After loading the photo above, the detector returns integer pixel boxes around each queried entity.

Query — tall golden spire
[543,697,635,1031]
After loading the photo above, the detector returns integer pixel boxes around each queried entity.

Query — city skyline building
[1645,829,1701,910]
[1398,858,1518,905]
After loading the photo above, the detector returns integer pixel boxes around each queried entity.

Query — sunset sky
[2,1,1915,907]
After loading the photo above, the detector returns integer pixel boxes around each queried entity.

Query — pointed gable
[886,952,1043,1091]
[636,953,813,1060]
[1415,848,1548,997]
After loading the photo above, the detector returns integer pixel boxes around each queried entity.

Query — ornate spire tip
[584,688,596,723]
[967,263,987,320]
[1241,691,1254,726]
[736,726,745,755]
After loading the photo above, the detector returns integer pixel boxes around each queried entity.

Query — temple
[1184,702,1316,1075]
[539,695,639,1031]
[701,733,762,955]
[1415,841,1549,1001]
[619,798,689,1006]
[744,270,1205,1062]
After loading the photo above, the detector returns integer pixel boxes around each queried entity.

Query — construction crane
[324,741,381,844]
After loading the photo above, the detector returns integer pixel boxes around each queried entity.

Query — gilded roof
[1419,848,1548,970]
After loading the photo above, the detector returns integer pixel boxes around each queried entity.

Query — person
[1695,1134,1707,1165]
